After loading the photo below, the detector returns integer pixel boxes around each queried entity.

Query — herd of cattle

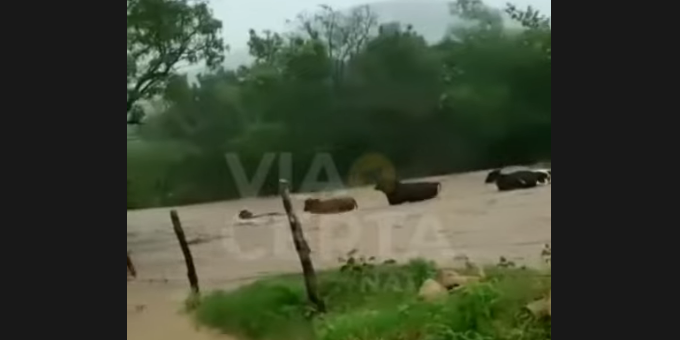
[128,167,551,277]
[301,167,552,214]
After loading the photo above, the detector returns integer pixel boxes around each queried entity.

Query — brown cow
[303,197,359,214]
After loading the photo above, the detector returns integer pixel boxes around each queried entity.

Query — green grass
[193,258,551,340]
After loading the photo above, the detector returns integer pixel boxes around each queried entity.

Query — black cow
[485,169,550,192]
[375,180,442,205]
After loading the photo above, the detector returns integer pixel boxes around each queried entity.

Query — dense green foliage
[127,0,551,209]
[194,259,552,340]
[127,0,225,123]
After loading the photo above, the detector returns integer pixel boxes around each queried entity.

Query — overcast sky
[208,0,552,48]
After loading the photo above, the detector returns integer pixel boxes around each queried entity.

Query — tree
[127,0,226,124]
[448,0,504,39]
[505,3,551,60]
[437,0,552,164]
[345,26,443,116]
[294,5,378,85]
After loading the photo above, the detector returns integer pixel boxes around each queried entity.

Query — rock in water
[418,279,448,302]
[436,268,462,289]
[526,291,552,318]
[436,268,482,290]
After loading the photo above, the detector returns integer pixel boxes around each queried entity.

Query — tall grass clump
[195,277,316,339]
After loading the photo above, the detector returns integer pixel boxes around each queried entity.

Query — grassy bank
[192,255,552,340]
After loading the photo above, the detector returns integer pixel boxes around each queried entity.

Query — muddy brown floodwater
[127,170,552,340]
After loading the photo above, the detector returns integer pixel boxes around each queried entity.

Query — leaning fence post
[279,179,326,313]
[170,209,200,294]
[127,251,137,278]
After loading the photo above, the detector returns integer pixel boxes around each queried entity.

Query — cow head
[485,169,502,184]
[239,210,254,220]
[374,179,397,193]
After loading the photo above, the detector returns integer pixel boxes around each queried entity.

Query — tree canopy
[127,0,551,209]
[127,0,226,124]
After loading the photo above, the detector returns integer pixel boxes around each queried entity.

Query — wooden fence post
[127,251,137,278]
[170,209,200,294]
[279,179,326,313]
